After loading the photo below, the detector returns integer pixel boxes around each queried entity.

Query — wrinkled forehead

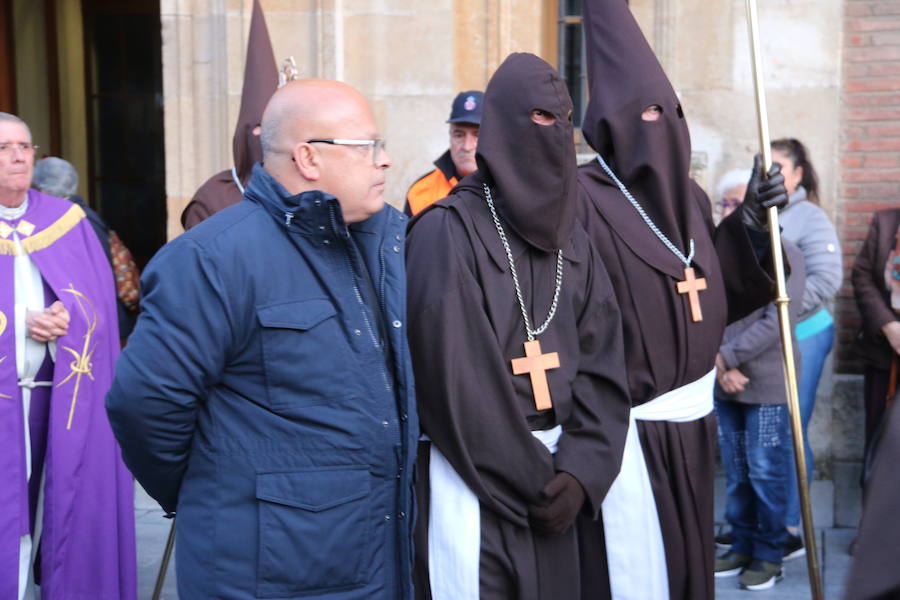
[0,120,31,141]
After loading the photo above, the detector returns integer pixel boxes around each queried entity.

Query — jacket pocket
[257,298,352,409]
[255,467,373,597]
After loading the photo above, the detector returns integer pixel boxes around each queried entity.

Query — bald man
[106,80,419,599]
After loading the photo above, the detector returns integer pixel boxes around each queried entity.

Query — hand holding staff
[744,0,824,598]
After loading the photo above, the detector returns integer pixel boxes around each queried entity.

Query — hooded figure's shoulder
[407,191,471,248]
[176,198,267,255]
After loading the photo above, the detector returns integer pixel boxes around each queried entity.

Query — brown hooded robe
[844,399,900,600]
[180,0,278,230]
[575,2,776,599]
[407,53,631,600]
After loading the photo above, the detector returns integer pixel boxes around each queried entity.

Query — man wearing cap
[404,90,483,217]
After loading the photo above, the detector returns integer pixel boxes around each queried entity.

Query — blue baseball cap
[447,90,484,125]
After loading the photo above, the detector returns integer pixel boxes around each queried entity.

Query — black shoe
[783,533,806,561]
[715,530,734,549]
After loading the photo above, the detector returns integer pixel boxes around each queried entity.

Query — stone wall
[835,0,900,373]
[161,0,549,240]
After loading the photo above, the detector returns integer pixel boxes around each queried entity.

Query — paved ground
[714,527,854,599]
[136,503,178,599]
[135,479,856,599]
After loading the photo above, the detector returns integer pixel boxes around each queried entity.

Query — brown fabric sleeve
[553,246,630,517]
[852,212,898,340]
[714,208,778,324]
[406,206,557,526]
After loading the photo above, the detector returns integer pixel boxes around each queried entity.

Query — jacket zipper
[328,205,392,394]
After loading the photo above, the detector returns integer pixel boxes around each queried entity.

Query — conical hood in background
[233,0,278,182]
[581,0,694,246]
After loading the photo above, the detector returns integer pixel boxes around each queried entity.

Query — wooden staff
[744,1,823,597]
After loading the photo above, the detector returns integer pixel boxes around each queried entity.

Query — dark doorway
[82,0,165,269]
[0,2,18,113]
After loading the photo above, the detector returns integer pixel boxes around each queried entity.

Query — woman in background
[770,138,842,559]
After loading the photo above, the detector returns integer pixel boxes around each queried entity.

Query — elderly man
[0,113,135,599]
[106,80,418,599]
[404,90,483,217]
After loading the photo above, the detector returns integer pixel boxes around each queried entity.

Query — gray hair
[0,112,31,140]
[260,114,281,159]
[33,157,79,198]
[715,168,751,200]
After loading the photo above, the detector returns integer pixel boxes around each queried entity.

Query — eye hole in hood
[473,52,579,253]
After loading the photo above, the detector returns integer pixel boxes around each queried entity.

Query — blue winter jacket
[106,164,418,599]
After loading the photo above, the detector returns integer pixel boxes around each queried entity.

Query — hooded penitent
[581,0,694,248]
[232,0,278,183]
[573,3,778,600]
[406,52,630,599]
[475,52,578,253]
[181,0,278,230]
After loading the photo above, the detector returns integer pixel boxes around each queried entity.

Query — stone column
[161,0,232,240]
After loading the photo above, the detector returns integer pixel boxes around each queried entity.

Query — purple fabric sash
[0,190,136,599]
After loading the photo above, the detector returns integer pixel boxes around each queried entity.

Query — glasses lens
[0,144,34,153]
[372,140,385,165]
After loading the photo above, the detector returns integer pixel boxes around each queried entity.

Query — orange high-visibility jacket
[404,150,459,217]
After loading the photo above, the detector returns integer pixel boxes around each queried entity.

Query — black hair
[771,137,820,204]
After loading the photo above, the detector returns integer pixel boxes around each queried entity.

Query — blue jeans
[785,323,834,528]
[717,399,791,564]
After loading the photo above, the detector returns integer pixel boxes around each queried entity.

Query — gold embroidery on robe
[0,310,9,398]
[22,205,85,254]
[57,283,99,430]
[0,219,36,240]
[0,206,85,256]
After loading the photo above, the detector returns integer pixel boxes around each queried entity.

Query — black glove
[527,472,586,536]
[740,154,789,231]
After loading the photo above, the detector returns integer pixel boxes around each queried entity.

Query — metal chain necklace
[482,183,564,341]
[231,166,245,194]
[595,155,695,268]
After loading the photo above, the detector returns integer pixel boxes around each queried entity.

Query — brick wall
[835,0,900,372]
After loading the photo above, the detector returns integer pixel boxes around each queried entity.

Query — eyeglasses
[0,143,38,154]
[306,138,386,165]
[717,199,742,209]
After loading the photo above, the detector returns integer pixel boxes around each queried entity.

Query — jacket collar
[434,150,459,182]
[782,185,808,213]
[244,163,397,240]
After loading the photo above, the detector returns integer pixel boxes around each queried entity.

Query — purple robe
[0,190,135,599]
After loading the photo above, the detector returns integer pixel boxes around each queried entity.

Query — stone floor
[713,476,856,599]
[136,504,178,599]
[135,478,857,599]
[714,527,854,599]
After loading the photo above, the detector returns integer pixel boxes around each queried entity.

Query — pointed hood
[582,0,694,245]
[474,52,578,253]
[233,0,278,182]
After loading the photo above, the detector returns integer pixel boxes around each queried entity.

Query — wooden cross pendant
[676,267,707,322]
[511,339,560,411]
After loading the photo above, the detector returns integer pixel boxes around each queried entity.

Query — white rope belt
[428,425,562,600]
[601,368,715,600]
[18,378,52,389]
